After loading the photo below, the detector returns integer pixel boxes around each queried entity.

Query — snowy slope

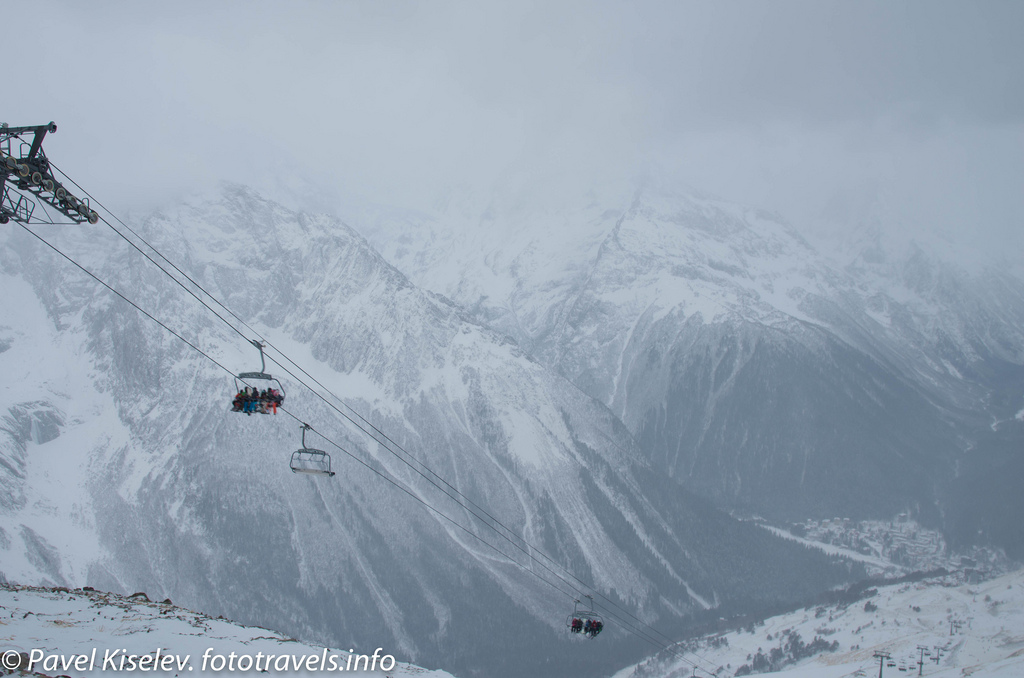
[616,569,1024,678]
[0,584,455,678]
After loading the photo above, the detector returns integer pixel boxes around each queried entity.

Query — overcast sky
[7,0,1023,253]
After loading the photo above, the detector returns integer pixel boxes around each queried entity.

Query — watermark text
[2,647,396,673]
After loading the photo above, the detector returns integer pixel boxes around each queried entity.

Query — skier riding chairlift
[565,596,603,639]
[231,340,285,413]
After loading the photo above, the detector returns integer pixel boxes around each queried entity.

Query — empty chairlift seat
[290,424,335,477]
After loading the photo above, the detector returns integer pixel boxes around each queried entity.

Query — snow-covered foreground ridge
[0,584,457,678]
[618,569,1024,678]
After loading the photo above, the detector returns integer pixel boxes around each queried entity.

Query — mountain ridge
[354,182,1024,539]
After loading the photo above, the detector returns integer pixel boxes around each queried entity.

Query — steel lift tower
[1,121,98,224]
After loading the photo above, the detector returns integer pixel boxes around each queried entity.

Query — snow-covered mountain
[0,185,861,678]
[356,181,1024,547]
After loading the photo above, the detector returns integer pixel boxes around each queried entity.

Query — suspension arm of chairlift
[237,340,274,380]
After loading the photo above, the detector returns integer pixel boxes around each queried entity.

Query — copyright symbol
[1,650,23,670]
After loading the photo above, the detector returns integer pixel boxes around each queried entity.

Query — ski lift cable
[48,159,505,532]
[17,222,717,678]
[16,221,699,665]
[264,400,709,669]
[268,420,709,673]
[24,150,715,670]
[263,349,711,666]
[53,171,719,676]
[59,184,599,615]
[47,161,676,638]
[12,222,590,610]
[251,351,597,582]
[273,413,577,599]
[222,308,708,662]
[36,172,717,676]
[45,163,603,599]
[251,350,719,674]
[46,162,255,347]
[15,221,241,380]
[258,354,715,666]
[13,220,583,601]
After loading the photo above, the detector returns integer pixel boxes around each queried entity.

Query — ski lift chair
[290,424,335,477]
[565,596,604,638]
[232,340,285,411]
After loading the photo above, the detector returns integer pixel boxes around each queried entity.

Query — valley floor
[615,569,1024,678]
